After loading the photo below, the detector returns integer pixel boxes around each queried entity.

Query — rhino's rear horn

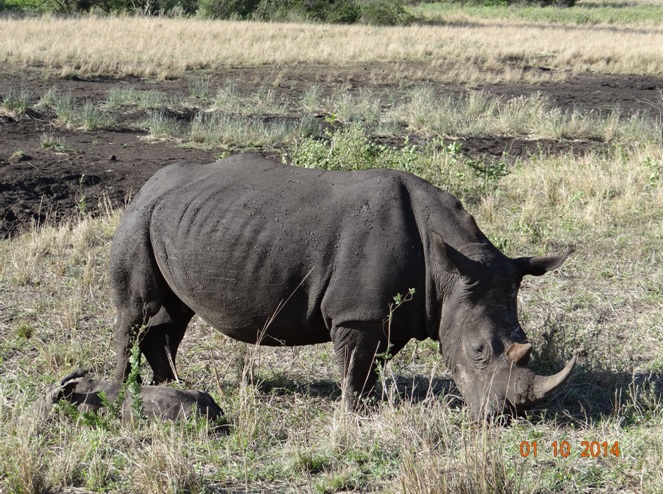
[530,354,577,402]
[506,342,532,366]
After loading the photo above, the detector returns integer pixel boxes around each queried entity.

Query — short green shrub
[314,0,361,23]
[197,0,259,18]
[286,123,512,205]
[252,0,360,23]
[284,124,419,171]
[287,124,390,171]
[198,0,364,22]
[358,0,411,26]
[38,0,135,14]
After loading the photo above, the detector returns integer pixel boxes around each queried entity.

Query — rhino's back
[121,155,460,344]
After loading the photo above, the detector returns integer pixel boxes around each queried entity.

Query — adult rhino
[111,154,576,418]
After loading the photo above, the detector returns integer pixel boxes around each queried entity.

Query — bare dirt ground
[0,62,661,239]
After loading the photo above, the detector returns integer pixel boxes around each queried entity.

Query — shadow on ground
[531,367,663,426]
[232,365,661,428]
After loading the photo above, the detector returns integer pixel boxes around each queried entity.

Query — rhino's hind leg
[332,324,389,409]
[140,293,194,384]
[112,268,193,384]
[111,218,173,382]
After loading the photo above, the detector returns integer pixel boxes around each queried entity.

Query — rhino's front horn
[530,354,577,402]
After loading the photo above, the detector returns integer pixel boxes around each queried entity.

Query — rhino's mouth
[458,349,577,419]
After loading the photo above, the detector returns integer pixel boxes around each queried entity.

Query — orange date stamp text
[519,440,621,458]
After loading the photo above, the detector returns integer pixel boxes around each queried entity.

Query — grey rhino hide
[35,370,226,429]
[111,154,576,418]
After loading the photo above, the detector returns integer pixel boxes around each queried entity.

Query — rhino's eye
[467,340,492,366]
[470,342,487,361]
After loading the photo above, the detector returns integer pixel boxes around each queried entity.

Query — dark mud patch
[460,136,602,160]
[479,73,662,118]
[0,128,218,238]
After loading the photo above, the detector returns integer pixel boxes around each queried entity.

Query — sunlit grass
[0,15,660,81]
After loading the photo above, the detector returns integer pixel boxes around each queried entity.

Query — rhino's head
[33,369,89,419]
[432,233,576,419]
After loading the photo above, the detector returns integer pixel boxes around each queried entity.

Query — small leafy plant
[375,288,416,400]
[286,124,419,172]
[40,133,71,153]
[126,337,145,421]
[9,150,29,163]
[77,175,87,215]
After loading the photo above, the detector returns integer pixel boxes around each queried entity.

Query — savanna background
[0,0,662,492]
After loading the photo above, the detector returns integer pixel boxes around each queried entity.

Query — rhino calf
[35,370,227,430]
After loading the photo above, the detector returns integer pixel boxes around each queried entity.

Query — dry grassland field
[0,1,662,492]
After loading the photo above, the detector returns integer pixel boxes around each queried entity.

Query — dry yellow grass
[0,16,661,80]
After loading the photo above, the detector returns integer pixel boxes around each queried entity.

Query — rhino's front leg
[331,324,389,409]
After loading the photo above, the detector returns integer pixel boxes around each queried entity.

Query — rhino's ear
[431,232,480,279]
[59,369,87,386]
[62,379,83,400]
[515,248,574,277]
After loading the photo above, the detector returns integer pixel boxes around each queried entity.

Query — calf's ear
[61,376,86,400]
[59,369,87,386]
[515,248,575,277]
[431,232,481,280]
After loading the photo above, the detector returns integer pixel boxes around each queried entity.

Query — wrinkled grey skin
[35,370,226,428]
[111,154,576,418]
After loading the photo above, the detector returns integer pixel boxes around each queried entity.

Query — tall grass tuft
[142,111,183,139]
[106,86,170,109]
[1,87,32,116]
[37,89,115,130]
[80,100,114,131]
[190,110,315,148]
[129,423,206,494]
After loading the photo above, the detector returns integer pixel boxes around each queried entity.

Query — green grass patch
[408,0,663,26]
[1,87,32,116]
[141,110,184,139]
[106,86,171,110]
